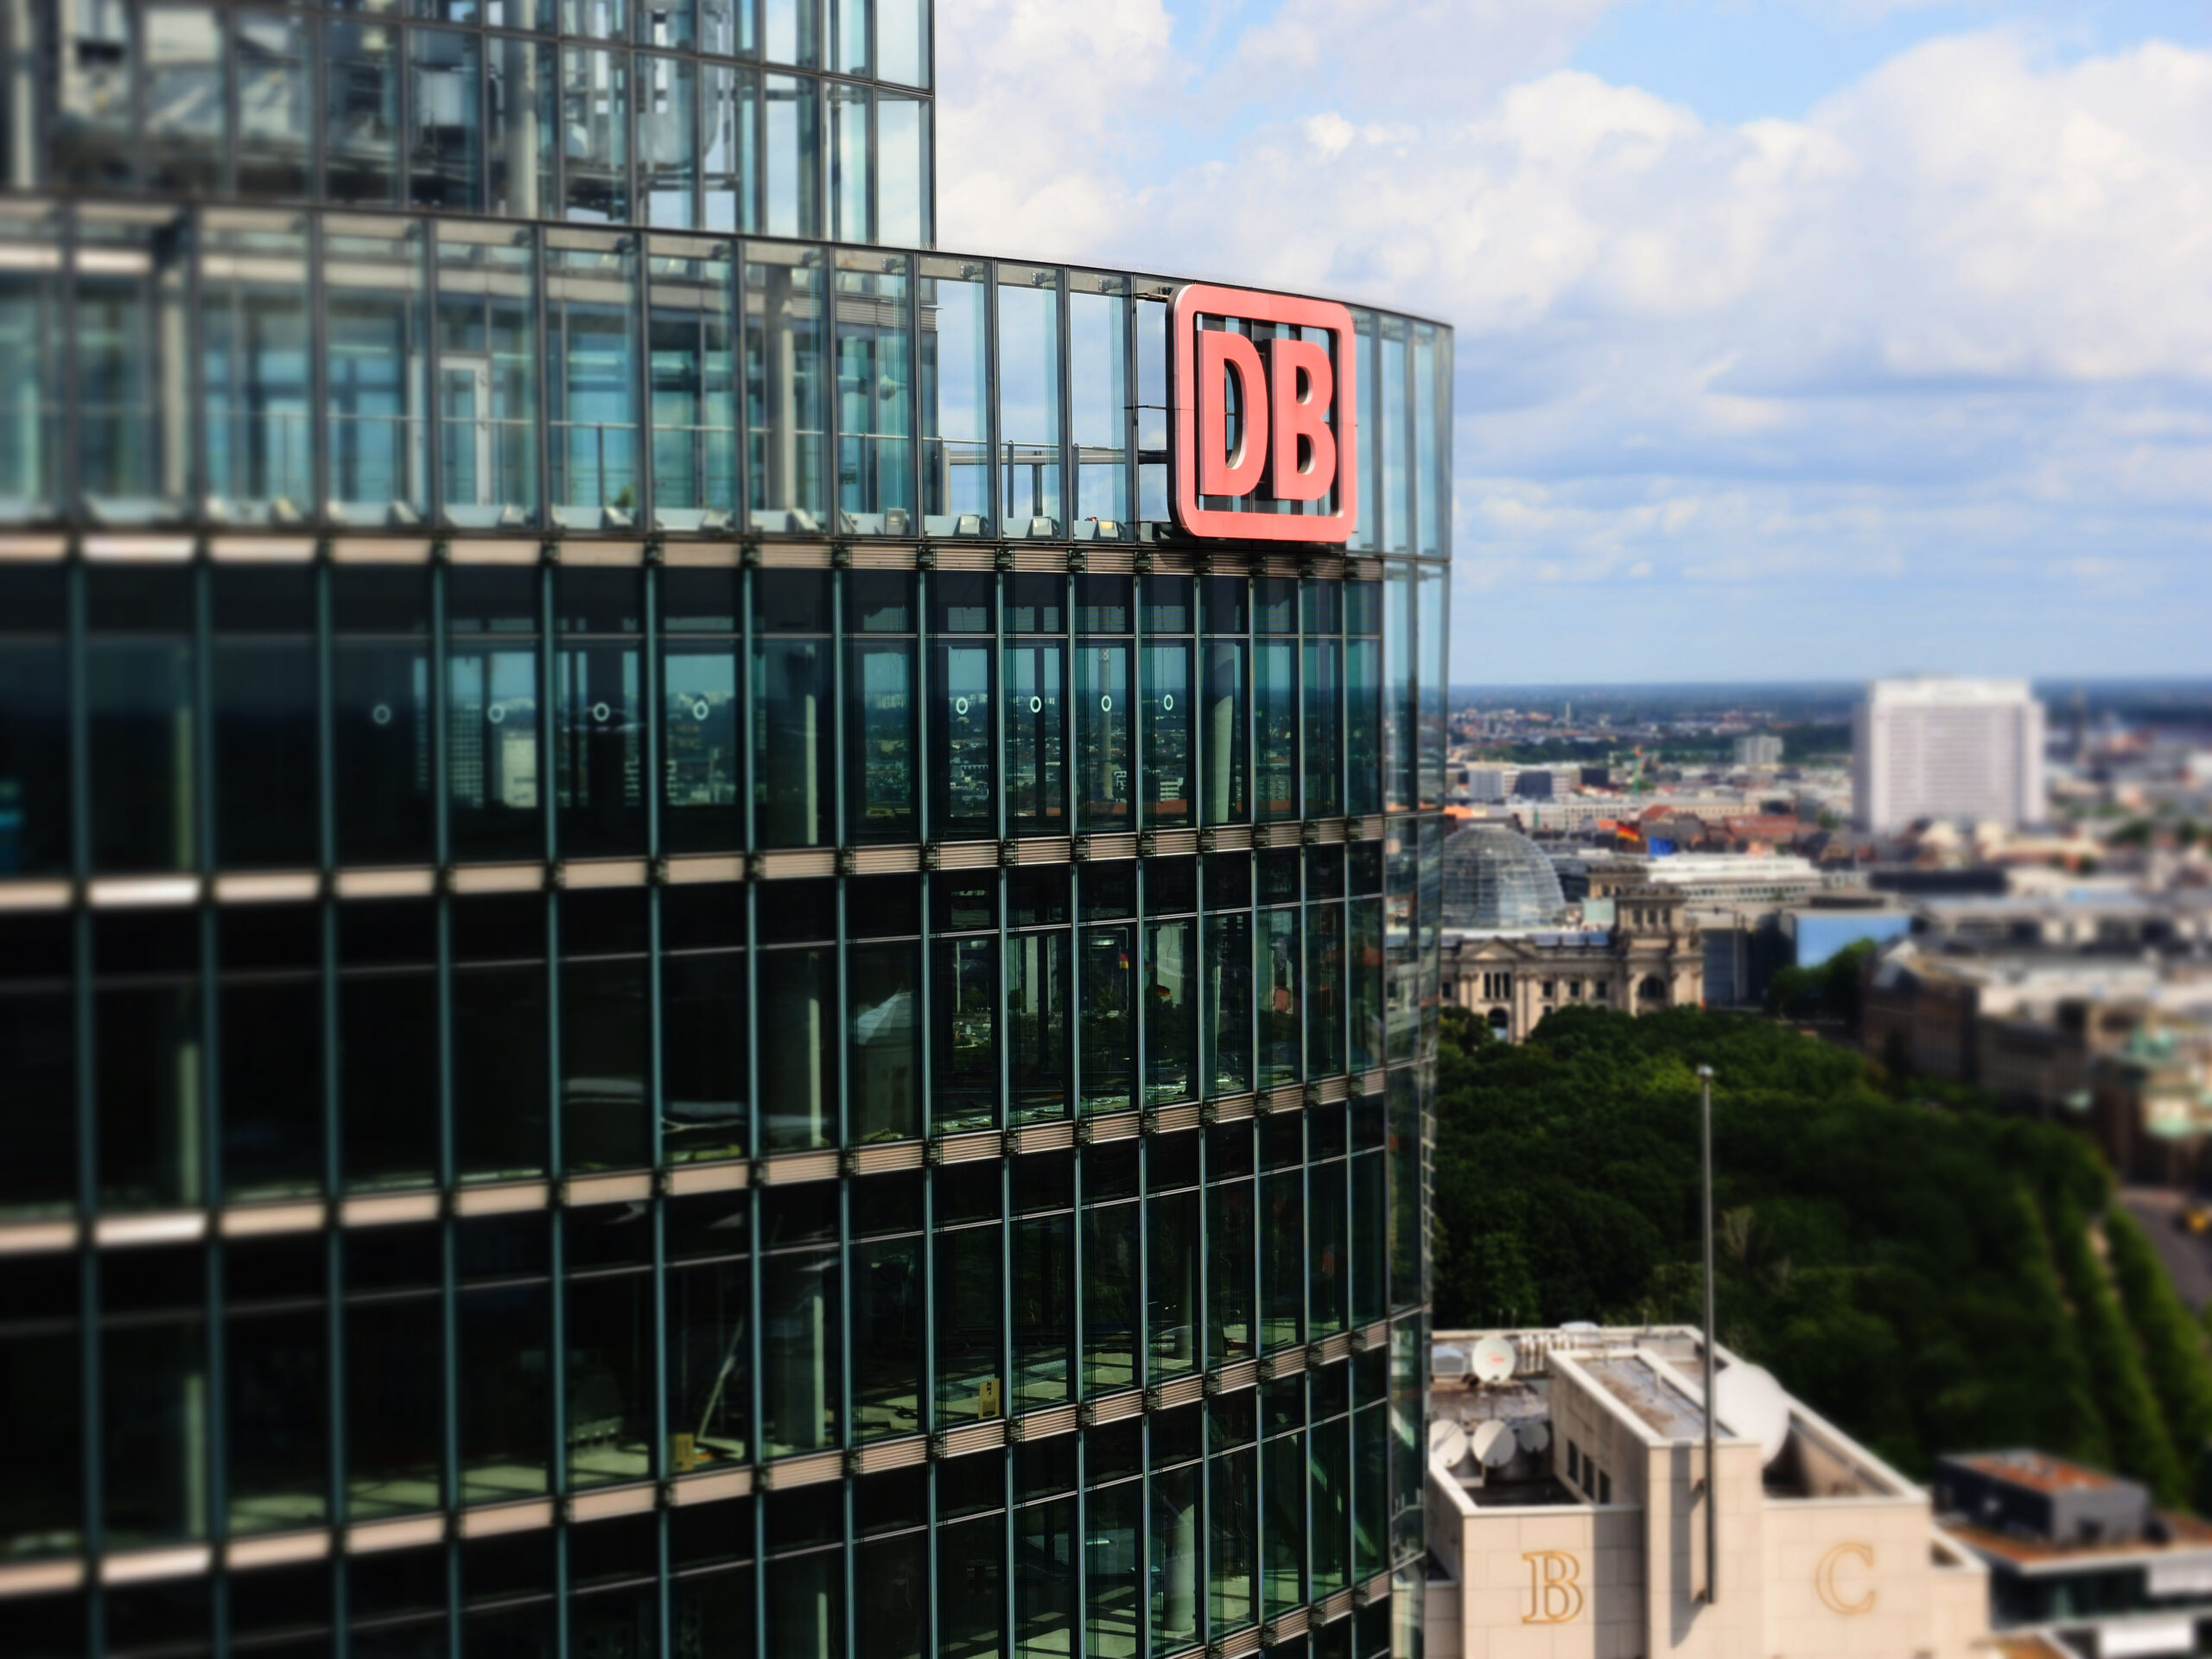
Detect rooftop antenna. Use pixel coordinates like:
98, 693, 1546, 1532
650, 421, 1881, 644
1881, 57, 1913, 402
1698, 1062, 1718, 1604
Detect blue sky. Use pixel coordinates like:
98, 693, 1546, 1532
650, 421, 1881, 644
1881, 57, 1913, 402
936, 0, 2212, 683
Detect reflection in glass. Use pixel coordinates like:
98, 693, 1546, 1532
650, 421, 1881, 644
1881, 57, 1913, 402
745, 245, 829, 529
1147, 1187, 1198, 1381
94, 912, 201, 1210
200, 215, 311, 524
327, 222, 429, 526
638, 51, 698, 226
879, 0, 928, 86
1071, 282, 1128, 528
703, 63, 759, 232
998, 272, 1061, 534
1304, 636, 1342, 817
1202, 639, 1246, 825
1087, 1479, 1141, 1658
830, 83, 868, 241
1004, 637, 1064, 832
932, 936, 995, 1134
1211, 1446, 1258, 1635
103, 1307, 208, 1546
87, 567, 195, 873
561, 46, 630, 223
920, 265, 988, 532
1262, 1429, 1304, 1614
409, 29, 482, 211
1307, 899, 1345, 1080
851, 1236, 922, 1439
1261, 1169, 1300, 1351
1141, 640, 1190, 828
1151, 1464, 1200, 1650
836, 254, 914, 532
548, 233, 641, 524
667, 1252, 750, 1469
848, 638, 916, 841
559, 893, 649, 1172
212, 566, 317, 868
327, 23, 400, 204
338, 902, 439, 1192
1076, 640, 1129, 830
1082, 1198, 1137, 1395
1008, 926, 1068, 1123
761, 1244, 841, 1456
1203, 911, 1250, 1096
555, 570, 644, 856
55, 0, 137, 188
145, 8, 225, 196
753, 638, 832, 847
1259, 906, 1300, 1090
649, 238, 739, 528
936, 1224, 1000, 1421
437, 224, 540, 528
1014, 1213, 1073, 1408
661, 918, 747, 1165
459, 1281, 551, 1503
447, 567, 542, 861
565, 1265, 653, 1485
1255, 640, 1296, 823
930, 640, 993, 837
878, 93, 930, 246
849, 941, 920, 1141
1079, 925, 1134, 1114
1144, 918, 1196, 1106
488, 35, 556, 218
758, 945, 836, 1150
1206, 1176, 1254, 1366
765, 73, 821, 238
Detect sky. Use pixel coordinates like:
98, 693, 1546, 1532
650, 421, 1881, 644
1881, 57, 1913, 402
933, 0, 2212, 684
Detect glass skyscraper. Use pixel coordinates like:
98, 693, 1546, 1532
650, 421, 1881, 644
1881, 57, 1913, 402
0, 3, 1453, 1656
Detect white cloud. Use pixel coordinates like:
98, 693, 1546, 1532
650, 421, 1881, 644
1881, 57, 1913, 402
938, 9, 2212, 677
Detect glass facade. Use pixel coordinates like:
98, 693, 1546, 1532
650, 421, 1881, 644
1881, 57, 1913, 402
0, 4, 1451, 1656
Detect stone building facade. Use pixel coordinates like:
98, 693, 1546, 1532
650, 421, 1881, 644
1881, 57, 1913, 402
1440, 889, 1704, 1043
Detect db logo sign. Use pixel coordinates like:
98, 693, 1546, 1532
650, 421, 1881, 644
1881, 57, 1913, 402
1170, 284, 1357, 544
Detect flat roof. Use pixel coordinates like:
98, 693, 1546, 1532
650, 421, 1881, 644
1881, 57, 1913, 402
1949, 1451, 2128, 1496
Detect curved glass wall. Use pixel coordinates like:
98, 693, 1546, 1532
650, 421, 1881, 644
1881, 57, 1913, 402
0, 6, 1446, 1657
1440, 823, 1570, 931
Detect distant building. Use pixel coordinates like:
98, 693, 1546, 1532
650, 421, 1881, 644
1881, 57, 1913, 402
1427, 1325, 1996, 1659
1854, 677, 2046, 833
1441, 888, 1701, 1043
1733, 732, 1784, 768
1469, 766, 1516, 803
1515, 769, 1556, 802
1936, 1450, 2212, 1659
1579, 765, 1617, 789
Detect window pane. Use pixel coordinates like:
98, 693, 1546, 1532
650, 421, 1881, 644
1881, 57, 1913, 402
0, 919, 75, 1217
879, 0, 925, 86
936, 1222, 1001, 1421
333, 566, 433, 863
327, 221, 430, 527
1070, 283, 1126, 529
75, 212, 190, 518
1255, 639, 1295, 823
702, 63, 758, 232
562, 46, 631, 224
1082, 1198, 1135, 1395
836, 253, 914, 531
1303, 635, 1341, 817
759, 945, 836, 1150
452, 894, 548, 1179
488, 35, 556, 219
848, 639, 916, 841
668, 1249, 750, 1469
764, 73, 820, 238
145, 7, 226, 195
55, 0, 136, 188
851, 1235, 922, 1440
651, 239, 739, 528
639, 52, 699, 226
662, 895, 747, 1165
1140, 639, 1189, 829
833, 0, 867, 74
327, 22, 401, 205
1201, 639, 1246, 826
830, 83, 868, 242
1078, 925, 1133, 1115
565, 1263, 653, 1485
1007, 926, 1068, 1124
87, 566, 194, 873
555, 569, 645, 855
877, 94, 929, 247
0, 210, 62, 522
459, 1280, 550, 1503
1262, 1430, 1304, 1613
1307, 899, 1344, 1080
1005, 636, 1065, 833
446, 565, 542, 861
1203, 911, 1250, 1096
849, 939, 920, 1142
1415, 322, 1440, 556
764, 0, 820, 67
1144, 917, 1195, 1106
346, 1262, 441, 1518
919, 263, 988, 533
559, 891, 649, 1172
1259, 906, 1300, 1090
998, 270, 1061, 535
201, 215, 313, 524
1380, 319, 1409, 553
1147, 1187, 1198, 1382
1087, 1479, 1140, 1658
409, 28, 482, 210
746, 245, 830, 529
212, 565, 318, 868
1419, 565, 1447, 811
548, 233, 642, 525
1382, 566, 1413, 813
761, 1244, 840, 1455
1075, 637, 1128, 830
437, 224, 541, 528
929, 633, 993, 837
753, 639, 832, 848
931, 936, 995, 1133
1014, 1212, 1072, 1408
1206, 1175, 1253, 1367
338, 899, 439, 1190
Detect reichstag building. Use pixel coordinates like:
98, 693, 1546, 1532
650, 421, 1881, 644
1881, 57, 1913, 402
0, 3, 1453, 1656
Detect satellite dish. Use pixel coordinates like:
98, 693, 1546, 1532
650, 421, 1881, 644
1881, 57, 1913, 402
1470, 1420, 1517, 1469
1428, 1418, 1470, 1468
1470, 1335, 1517, 1383
1714, 1363, 1792, 1466
1515, 1419, 1552, 1454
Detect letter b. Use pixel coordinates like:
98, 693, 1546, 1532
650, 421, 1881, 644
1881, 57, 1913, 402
1263, 336, 1336, 503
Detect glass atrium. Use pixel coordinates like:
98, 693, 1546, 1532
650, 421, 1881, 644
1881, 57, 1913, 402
0, 3, 1452, 1656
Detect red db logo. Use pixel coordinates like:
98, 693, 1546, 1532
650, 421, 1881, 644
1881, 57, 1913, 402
1171, 284, 1357, 544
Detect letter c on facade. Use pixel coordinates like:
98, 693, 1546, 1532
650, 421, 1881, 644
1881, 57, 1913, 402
1815, 1541, 1875, 1616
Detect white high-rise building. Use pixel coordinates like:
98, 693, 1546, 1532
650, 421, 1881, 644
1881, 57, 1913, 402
1853, 677, 2045, 833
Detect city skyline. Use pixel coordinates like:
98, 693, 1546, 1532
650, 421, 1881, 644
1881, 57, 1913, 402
938, 0, 2212, 683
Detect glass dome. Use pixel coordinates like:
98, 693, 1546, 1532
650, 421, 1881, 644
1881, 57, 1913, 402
1442, 822, 1571, 930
